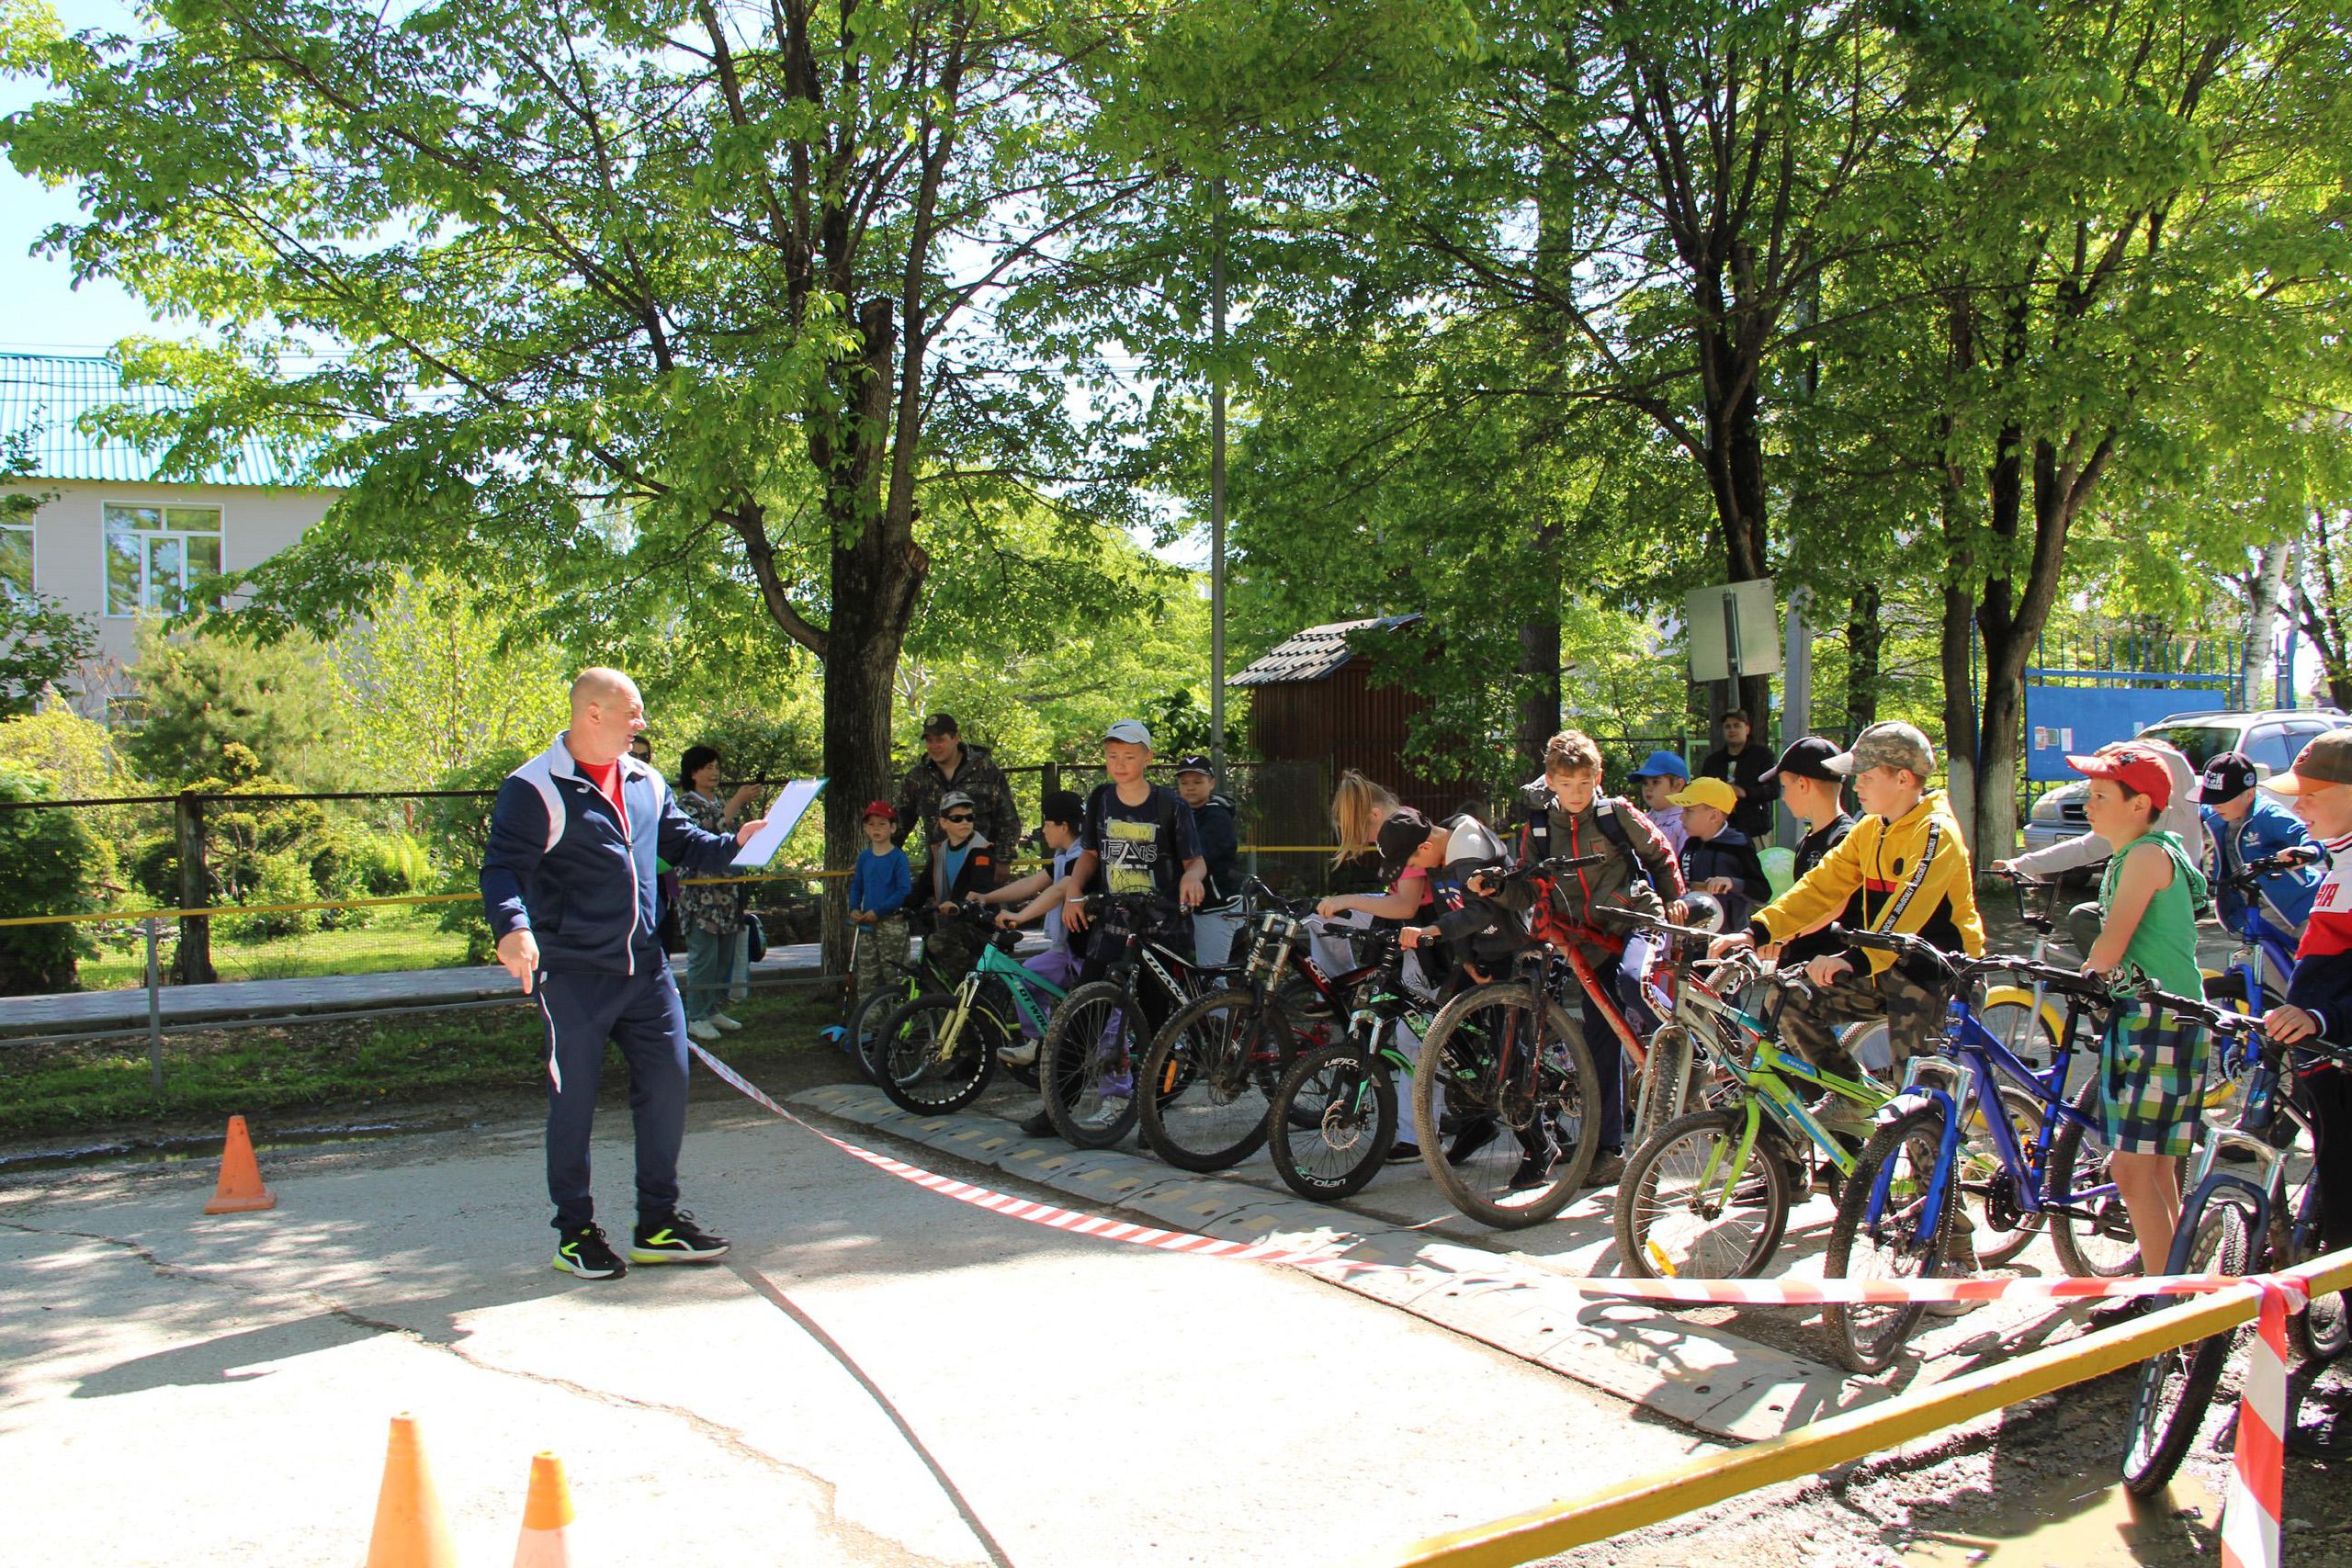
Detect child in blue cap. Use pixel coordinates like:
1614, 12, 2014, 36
1629, 750, 1691, 855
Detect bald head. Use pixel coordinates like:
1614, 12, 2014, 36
564, 667, 645, 767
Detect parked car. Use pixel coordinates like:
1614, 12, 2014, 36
2021, 708, 2345, 857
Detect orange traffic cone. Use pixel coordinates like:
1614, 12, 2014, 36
511, 1451, 575, 1566
365, 1413, 459, 1568
202, 1114, 277, 1214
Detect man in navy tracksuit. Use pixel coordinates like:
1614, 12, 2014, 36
481, 669, 767, 1280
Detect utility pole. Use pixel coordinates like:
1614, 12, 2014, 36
1209, 175, 1228, 774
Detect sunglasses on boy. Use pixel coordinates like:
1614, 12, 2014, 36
941, 811, 974, 823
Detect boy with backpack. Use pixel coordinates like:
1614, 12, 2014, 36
1059, 719, 1207, 952
1712, 721, 1984, 1126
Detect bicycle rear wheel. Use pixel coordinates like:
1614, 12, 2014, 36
1823, 1103, 1958, 1374
1269, 1043, 1396, 1200
1409, 980, 1597, 1230
2122, 1197, 2253, 1495
2048, 1076, 2168, 1279
1960, 1086, 2047, 1269
852, 982, 910, 1087
1139, 988, 1295, 1172
1615, 1108, 1792, 1280
876, 993, 1001, 1114
1040, 980, 1145, 1148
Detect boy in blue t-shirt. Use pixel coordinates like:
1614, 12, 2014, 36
846, 800, 912, 1010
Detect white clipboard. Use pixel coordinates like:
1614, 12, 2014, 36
730, 777, 828, 867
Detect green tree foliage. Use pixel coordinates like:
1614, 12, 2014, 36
122, 624, 340, 789
0, 759, 101, 992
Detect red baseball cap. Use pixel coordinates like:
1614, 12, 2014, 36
2065, 746, 2171, 811
861, 799, 896, 820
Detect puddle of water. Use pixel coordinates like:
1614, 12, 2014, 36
1902, 1472, 2219, 1566
0, 1118, 475, 1176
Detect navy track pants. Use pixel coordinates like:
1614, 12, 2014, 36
535, 966, 691, 1231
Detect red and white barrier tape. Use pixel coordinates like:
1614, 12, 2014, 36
695, 1043, 2332, 1565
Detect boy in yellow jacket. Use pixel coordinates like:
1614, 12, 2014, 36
1712, 721, 1984, 1122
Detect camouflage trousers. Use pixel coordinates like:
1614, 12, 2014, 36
1775, 962, 1948, 1084
850, 915, 910, 1008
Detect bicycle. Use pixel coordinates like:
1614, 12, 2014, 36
1822, 928, 2152, 1374
845, 919, 978, 1088
1405, 852, 1622, 1229
873, 919, 1072, 1115
1613, 929, 1889, 1280
1265, 930, 1436, 1199
1136, 882, 1353, 1172
1039, 893, 1224, 1149
2121, 992, 2349, 1495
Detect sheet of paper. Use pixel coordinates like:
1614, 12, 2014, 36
730, 777, 828, 868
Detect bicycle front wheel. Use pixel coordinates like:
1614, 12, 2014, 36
1615, 1108, 1792, 1280
876, 993, 1001, 1114
1631, 1023, 1697, 1150
1040, 980, 1145, 1148
1269, 1042, 1396, 1200
1410, 980, 1597, 1230
1139, 987, 1295, 1172
1823, 1103, 1958, 1374
2122, 1197, 2253, 1495
1959, 1086, 2047, 1269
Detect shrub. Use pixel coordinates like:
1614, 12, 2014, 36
0, 761, 103, 992
220, 850, 321, 942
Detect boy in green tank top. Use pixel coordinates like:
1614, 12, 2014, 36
2070, 746, 2211, 1272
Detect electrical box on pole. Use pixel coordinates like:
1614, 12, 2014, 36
1685, 580, 1781, 682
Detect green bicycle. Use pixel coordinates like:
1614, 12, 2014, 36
876, 924, 1069, 1115
1614, 929, 1891, 1280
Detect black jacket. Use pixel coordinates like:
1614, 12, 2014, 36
1191, 793, 1242, 905
1679, 828, 1770, 934
1700, 743, 1780, 840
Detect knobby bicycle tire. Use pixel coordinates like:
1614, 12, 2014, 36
1269, 1041, 1397, 1201
1615, 1107, 1792, 1280
2122, 1199, 2253, 1495
1824, 1102, 1959, 1375
1138, 987, 1295, 1172
875, 991, 1001, 1115
1631, 1023, 1697, 1150
1040, 979, 1147, 1148
1410, 980, 1598, 1230
852, 980, 916, 1087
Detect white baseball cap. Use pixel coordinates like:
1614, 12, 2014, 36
1101, 719, 1153, 748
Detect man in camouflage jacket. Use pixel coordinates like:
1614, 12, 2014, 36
894, 713, 1022, 853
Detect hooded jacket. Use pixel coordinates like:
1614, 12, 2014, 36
1503, 782, 1684, 963
1751, 788, 1984, 976
481, 732, 743, 976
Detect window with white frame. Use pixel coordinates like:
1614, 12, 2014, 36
0, 519, 28, 601
104, 502, 223, 616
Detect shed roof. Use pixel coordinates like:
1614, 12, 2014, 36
1229, 614, 1423, 687
0, 353, 322, 488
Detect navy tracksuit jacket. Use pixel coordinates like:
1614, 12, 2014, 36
481, 732, 744, 1230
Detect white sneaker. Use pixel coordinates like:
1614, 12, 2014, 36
687, 1019, 722, 1043
710, 1013, 745, 1032
998, 1041, 1039, 1067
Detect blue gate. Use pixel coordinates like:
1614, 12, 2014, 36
2022, 636, 2245, 781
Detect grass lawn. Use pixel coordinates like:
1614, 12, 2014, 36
74, 905, 480, 991
0, 983, 845, 1142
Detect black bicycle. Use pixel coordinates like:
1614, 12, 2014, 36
1266, 929, 1434, 1200
1038, 894, 1222, 1149
2122, 990, 2347, 1495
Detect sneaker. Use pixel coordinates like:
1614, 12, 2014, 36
1509, 1142, 1562, 1191
1446, 1118, 1499, 1166
630, 1210, 730, 1264
1385, 1142, 1425, 1165
1580, 1150, 1626, 1190
1808, 1094, 1875, 1140
2086, 1295, 2150, 1330
1080, 1098, 1132, 1133
553, 1224, 628, 1280
710, 1013, 745, 1032
999, 1040, 1040, 1068
687, 1019, 722, 1043
1019, 1109, 1057, 1138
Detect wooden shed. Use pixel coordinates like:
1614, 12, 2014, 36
1229, 615, 1486, 829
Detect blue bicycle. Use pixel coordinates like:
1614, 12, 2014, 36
1821, 928, 2145, 1373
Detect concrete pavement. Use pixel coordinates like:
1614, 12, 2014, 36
0, 1099, 1714, 1567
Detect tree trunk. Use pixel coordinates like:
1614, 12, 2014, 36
2242, 537, 2290, 708
1517, 616, 1561, 777
1845, 581, 1882, 738
1939, 580, 1979, 852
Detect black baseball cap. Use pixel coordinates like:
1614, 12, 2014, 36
1375, 807, 1438, 878
1761, 736, 1842, 784
2199, 750, 2258, 804
1041, 789, 1086, 829
921, 713, 960, 738
1174, 754, 1216, 778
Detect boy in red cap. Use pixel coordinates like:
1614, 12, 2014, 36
2070, 744, 2209, 1274
847, 799, 912, 1011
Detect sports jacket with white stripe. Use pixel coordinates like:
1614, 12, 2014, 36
480, 732, 744, 976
